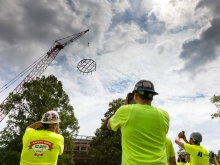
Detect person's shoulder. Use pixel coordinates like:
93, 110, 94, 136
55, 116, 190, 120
117, 104, 132, 112
152, 106, 167, 112
53, 133, 64, 139
200, 145, 209, 153
25, 128, 36, 133
184, 143, 191, 147
166, 136, 171, 142
153, 106, 169, 116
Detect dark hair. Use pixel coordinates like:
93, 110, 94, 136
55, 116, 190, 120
42, 123, 53, 129
190, 138, 200, 145
135, 91, 153, 100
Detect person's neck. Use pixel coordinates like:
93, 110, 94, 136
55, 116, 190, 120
44, 127, 55, 132
136, 100, 151, 105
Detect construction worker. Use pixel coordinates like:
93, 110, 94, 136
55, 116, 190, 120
107, 80, 170, 165
210, 152, 220, 165
213, 155, 220, 165
177, 148, 186, 165
175, 131, 209, 165
166, 136, 176, 165
20, 110, 64, 165
185, 153, 191, 165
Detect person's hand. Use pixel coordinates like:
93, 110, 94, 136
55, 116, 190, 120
213, 155, 220, 165
178, 131, 184, 138
54, 122, 60, 134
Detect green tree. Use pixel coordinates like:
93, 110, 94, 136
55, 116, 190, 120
0, 75, 79, 165
89, 98, 124, 165
210, 94, 220, 120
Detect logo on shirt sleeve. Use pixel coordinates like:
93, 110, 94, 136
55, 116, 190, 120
28, 140, 54, 156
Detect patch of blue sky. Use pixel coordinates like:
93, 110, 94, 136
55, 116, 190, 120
107, 79, 131, 94
167, 93, 206, 102
110, 9, 166, 36
169, 22, 201, 34
51, 53, 72, 72
66, 0, 79, 15
96, 50, 114, 56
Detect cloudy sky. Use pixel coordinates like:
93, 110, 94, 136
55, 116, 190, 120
0, 0, 220, 154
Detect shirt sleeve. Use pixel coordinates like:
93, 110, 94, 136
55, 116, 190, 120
170, 139, 175, 157
110, 109, 121, 131
110, 105, 131, 131
23, 128, 35, 142
184, 143, 193, 154
58, 135, 64, 155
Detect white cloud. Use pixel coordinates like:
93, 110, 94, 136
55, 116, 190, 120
111, 0, 130, 13
103, 23, 147, 52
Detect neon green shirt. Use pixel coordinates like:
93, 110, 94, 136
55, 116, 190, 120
166, 137, 175, 165
177, 163, 185, 165
185, 162, 191, 165
110, 104, 169, 165
184, 143, 209, 165
20, 128, 64, 165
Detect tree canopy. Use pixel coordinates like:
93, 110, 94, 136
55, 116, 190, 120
89, 98, 124, 165
0, 75, 79, 165
210, 94, 220, 120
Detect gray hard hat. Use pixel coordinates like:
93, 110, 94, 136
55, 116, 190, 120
190, 131, 202, 142
133, 80, 158, 95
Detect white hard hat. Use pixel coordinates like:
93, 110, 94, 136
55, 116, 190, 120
41, 110, 61, 124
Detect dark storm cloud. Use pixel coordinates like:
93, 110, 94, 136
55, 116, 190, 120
0, 0, 112, 74
179, 0, 220, 73
0, 0, 80, 46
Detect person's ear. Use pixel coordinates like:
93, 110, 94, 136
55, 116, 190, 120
134, 92, 137, 99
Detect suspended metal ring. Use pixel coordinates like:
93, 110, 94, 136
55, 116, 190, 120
77, 59, 96, 75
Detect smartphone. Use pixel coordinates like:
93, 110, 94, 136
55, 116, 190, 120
182, 131, 185, 136
212, 152, 215, 158
127, 93, 134, 104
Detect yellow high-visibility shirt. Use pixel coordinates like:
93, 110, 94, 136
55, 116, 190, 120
20, 128, 64, 165
184, 143, 209, 165
110, 104, 169, 165
166, 137, 176, 165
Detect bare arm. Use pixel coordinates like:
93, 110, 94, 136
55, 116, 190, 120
107, 116, 113, 130
175, 131, 187, 149
169, 156, 176, 165
213, 156, 220, 165
26, 121, 42, 130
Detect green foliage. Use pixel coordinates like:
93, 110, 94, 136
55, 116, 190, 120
57, 136, 75, 165
208, 151, 220, 164
0, 75, 79, 165
210, 94, 220, 120
89, 98, 124, 165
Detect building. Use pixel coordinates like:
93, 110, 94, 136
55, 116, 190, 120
64, 135, 93, 165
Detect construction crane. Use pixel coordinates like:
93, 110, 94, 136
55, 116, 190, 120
0, 29, 90, 123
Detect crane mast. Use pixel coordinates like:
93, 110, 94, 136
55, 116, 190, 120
0, 29, 89, 122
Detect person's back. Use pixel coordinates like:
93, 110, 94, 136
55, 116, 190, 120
20, 129, 63, 165
120, 104, 169, 164
184, 143, 209, 165
20, 110, 64, 165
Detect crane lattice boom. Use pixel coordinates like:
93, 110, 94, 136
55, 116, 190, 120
0, 29, 89, 122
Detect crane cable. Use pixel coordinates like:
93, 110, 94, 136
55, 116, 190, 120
0, 53, 46, 93
0, 29, 91, 93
